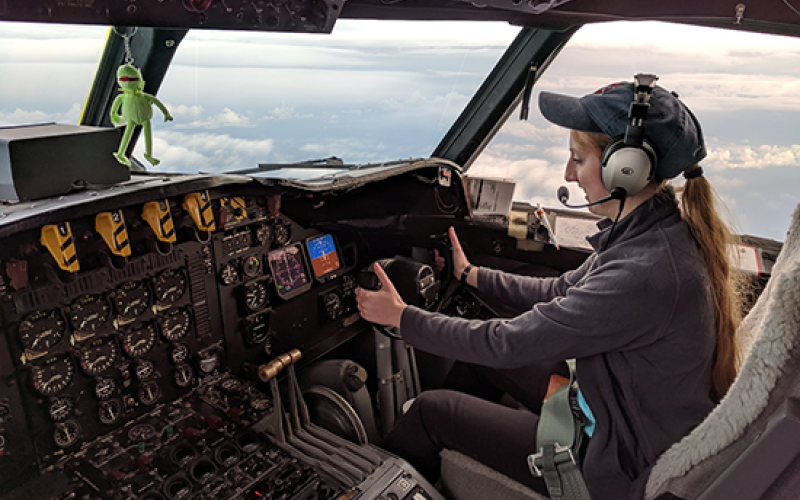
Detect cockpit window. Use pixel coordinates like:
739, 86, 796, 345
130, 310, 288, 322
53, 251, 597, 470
140, 20, 520, 172
470, 21, 800, 241
0, 23, 106, 127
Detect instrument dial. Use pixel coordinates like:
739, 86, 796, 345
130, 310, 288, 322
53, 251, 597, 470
69, 295, 111, 333
138, 381, 161, 406
48, 396, 73, 422
79, 336, 118, 376
95, 377, 116, 400
255, 223, 272, 246
173, 364, 194, 388
220, 378, 243, 394
161, 307, 191, 342
98, 399, 122, 425
244, 281, 269, 312
31, 354, 75, 396
53, 420, 81, 448
19, 310, 66, 352
273, 220, 291, 247
153, 269, 187, 305
250, 397, 271, 412
134, 359, 156, 381
242, 255, 262, 279
128, 423, 157, 443
244, 312, 271, 346
122, 323, 157, 358
114, 281, 151, 320
170, 343, 191, 364
198, 351, 219, 374
219, 262, 238, 286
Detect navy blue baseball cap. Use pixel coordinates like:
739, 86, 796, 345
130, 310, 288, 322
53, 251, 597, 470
538, 81, 707, 180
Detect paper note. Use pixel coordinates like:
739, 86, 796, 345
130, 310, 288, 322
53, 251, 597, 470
554, 216, 598, 251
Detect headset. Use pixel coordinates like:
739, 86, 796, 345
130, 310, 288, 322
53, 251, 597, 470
599, 73, 659, 198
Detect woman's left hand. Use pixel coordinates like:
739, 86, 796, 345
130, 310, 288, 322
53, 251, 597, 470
355, 264, 407, 329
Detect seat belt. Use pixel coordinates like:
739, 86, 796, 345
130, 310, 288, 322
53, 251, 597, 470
528, 359, 592, 499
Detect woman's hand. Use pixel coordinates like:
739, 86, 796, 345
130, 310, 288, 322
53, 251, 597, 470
448, 226, 471, 280
355, 264, 407, 329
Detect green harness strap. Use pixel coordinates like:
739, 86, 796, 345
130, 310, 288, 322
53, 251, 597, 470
527, 359, 592, 499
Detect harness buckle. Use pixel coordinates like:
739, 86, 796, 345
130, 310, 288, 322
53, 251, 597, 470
527, 443, 576, 477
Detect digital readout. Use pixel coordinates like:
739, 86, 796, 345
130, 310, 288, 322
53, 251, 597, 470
306, 234, 341, 279
267, 244, 310, 296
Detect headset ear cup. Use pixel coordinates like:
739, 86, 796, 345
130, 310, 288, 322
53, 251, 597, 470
601, 138, 656, 196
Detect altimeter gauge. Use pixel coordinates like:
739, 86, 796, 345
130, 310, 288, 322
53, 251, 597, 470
31, 354, 75, 396
19, 310, 66, 352
79, 336, 118, 376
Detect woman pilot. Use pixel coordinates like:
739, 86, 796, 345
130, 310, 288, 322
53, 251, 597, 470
355, 75, 742, 499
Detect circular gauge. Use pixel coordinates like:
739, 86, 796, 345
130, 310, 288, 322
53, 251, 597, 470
153, 269, 187, 305
243, 281, 269, 312
138, 381, 161, 406
242, 255, 262, 279
48, 396, 73, 422
219, 378, 243, 394
98, 399, 122, 425
170, 343, 190, 365
244, 313, 271, 346
18, 310, 66, 352
69, 295, 111, 333
255, 224, 272, 246
95, 377, 116, 400
134, 359, 156, 381
161, 308, 191, 342
323, 292, 342, 319
53, 420, 81, 448
198, 352, 219, 374
250, 397, 271, 412
122, 323, 157, 358
219, 262, 238, 286
273, 221, 291, 247
79, 336, 118, 376
114, 281, 151, 320
31, 354, 75, 396
173, 364, 194, 388
128, 423, 157, 442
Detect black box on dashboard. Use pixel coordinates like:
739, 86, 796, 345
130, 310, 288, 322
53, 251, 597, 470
0, 123, 130, 202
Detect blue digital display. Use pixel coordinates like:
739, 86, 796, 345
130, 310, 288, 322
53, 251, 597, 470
306, 233, 340, 279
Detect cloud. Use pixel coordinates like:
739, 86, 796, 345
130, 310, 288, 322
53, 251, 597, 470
705, 143, 800, 169
265, 105, 313, 120
0, 103, 83, 126
133, 130, 273, 173
173, 107, 255, 129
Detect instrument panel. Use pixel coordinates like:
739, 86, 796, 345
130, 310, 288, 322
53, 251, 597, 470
0, 184, 365, 490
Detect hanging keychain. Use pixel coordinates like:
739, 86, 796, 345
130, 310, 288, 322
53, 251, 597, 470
109, 27, 173, 167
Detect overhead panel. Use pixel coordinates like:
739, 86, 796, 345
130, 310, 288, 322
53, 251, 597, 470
0, 0, 344, 33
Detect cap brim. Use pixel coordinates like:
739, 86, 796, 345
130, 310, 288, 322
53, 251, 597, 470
538, 91, 603, 133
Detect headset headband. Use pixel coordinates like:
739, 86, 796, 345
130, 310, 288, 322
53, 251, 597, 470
623, 73, 658, 147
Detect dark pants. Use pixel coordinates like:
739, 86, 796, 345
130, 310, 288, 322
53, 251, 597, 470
380, 361, 568, 494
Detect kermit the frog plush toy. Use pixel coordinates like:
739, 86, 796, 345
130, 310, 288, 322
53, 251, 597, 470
109, 63, 173, 167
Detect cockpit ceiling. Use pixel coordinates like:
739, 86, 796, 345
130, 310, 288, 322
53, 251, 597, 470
2, 0, 800, 37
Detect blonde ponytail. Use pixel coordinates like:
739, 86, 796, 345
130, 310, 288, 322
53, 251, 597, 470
680, 168, 743, 401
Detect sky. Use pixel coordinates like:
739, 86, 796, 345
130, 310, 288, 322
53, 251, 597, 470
0, 19, 798, 241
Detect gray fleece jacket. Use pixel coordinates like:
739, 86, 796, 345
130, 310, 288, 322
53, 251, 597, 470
400, 190, 717, 499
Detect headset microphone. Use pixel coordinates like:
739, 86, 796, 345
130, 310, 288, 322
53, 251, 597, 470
557, 186, 626, 209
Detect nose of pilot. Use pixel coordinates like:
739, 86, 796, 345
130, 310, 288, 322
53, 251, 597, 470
564, 160, 577, 183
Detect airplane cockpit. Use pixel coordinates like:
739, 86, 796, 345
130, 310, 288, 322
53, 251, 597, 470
0, 2, 798, 500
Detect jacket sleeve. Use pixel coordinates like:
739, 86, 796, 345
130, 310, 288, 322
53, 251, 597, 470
401, 257, 675, 368
476, 256, 595, 315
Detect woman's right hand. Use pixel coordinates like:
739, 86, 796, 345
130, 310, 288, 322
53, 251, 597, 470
448, 226, 471, 280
